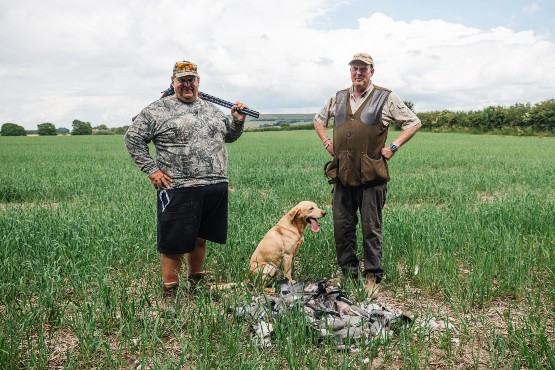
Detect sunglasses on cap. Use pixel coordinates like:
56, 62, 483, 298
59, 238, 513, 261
174, 61, 197, 74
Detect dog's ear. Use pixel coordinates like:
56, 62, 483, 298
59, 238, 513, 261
287, 205, 303, 221
287, 206, 298, 218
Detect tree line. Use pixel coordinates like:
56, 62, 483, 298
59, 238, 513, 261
1, 99, 554, 136
415, 99, 554, 135
0, 120, 129, 136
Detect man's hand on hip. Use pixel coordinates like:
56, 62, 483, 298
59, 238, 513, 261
149, 169, 173, 190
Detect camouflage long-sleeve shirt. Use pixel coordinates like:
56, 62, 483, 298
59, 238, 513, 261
124, 96, 244, 188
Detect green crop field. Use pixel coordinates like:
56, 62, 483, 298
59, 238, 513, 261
1, 131, 554, 369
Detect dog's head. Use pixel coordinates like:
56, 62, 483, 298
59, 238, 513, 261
291, 201, 326, 232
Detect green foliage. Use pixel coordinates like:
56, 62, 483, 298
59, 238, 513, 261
504, 103, 529, 128
417, 100, 555, 134
278, 121, 290, 128
92, 127, 116, 135
481, 106, 505, 130
110, 126, 128, 135
1, 123, 27, 136
403, 100, 415, 112
37, 122, 57, 136
57, 127, 70, 134
92, 125, 130, 135
525, 99, 555, 132
71, 120, 93, 135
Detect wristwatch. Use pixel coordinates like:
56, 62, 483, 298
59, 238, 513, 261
390, 143, 398, 152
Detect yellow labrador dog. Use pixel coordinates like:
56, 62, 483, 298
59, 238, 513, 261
249, 201, 326, 284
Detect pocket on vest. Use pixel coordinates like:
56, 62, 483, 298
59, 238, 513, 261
326, 156, 339, 180
337, 151, 360, 187
361, 154, 390, 184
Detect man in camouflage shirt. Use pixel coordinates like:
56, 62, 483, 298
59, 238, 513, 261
125, 60, 248, 298
313, 52, 421, 297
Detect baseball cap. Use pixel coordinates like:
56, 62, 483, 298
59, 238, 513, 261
173, 61, 198, 77
348, 53, 374, 66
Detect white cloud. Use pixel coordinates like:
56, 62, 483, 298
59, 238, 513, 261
1, 1, 554, 129
523, 2, 539, 16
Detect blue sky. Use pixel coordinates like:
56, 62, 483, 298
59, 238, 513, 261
1, 0, 554, 130
321, 0, 554, 38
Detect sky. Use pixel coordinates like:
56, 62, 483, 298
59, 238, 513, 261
1, 0, 554, 130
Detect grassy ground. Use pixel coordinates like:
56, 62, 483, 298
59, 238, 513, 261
0, 131, 553, 369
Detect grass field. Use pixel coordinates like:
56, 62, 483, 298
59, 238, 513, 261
1, 131, 554, 369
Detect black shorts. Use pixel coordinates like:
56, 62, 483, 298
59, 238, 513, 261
156, 183, 228, 254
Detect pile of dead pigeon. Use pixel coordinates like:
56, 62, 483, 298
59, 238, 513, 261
231, 279, 412, 349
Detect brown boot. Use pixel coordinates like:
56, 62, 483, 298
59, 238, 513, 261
161, 282, 179, 313
365, 273, 380, 297
163, 282, 179, 298
187, 271, 214, 289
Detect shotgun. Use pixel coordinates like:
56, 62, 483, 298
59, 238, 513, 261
161, 85, 260, 118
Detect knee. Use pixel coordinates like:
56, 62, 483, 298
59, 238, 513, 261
195, 238, 207, 250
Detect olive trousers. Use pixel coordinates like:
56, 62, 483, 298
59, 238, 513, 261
332, 181, 387, 282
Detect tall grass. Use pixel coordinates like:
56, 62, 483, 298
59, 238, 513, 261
1, 132, 553, 369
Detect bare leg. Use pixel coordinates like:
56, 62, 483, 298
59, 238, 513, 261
186, 238, 206, 276
160, 253, 184, 286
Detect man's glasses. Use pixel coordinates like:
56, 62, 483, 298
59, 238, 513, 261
350, 66, 371, 73
175, 76, 198, 85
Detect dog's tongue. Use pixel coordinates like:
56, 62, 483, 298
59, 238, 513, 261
310, 219, 320, 233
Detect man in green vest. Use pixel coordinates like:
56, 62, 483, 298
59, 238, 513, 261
313, 52, 421, 296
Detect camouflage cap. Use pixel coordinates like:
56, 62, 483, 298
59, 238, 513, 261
348, 52, 374, 67
173, 61, 198, 77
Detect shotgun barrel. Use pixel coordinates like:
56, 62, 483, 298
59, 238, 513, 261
160, 85, 259, 118
199, 92, 259, 118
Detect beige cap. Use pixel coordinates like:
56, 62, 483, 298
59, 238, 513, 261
348, 52, 374, 66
